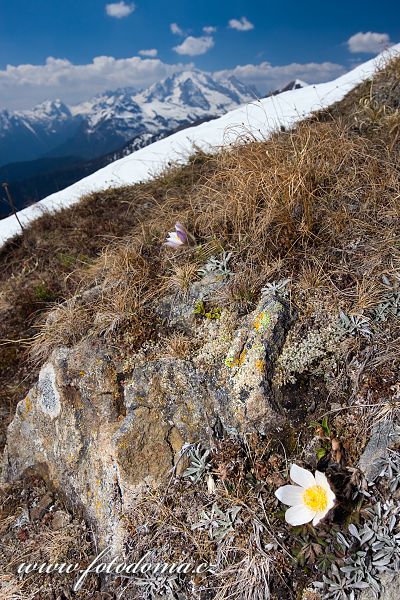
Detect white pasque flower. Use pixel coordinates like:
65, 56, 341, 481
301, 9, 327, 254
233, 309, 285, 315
275, 464, 335, 526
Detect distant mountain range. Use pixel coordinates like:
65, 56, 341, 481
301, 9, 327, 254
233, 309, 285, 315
0, 70, 306, 218
0, 70, 258, 166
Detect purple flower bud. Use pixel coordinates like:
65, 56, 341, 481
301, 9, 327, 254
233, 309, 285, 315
163, 222, 190, 248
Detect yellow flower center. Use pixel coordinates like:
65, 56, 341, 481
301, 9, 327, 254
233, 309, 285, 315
303, 485, 328, 512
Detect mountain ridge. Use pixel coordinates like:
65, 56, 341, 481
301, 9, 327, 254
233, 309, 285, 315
0, 69, 258, 167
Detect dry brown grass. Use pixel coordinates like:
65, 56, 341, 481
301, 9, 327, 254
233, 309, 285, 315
0, 154, 214, 444
30, 59, 400, 367
0, 477, 98, 600
160, 332, 194, 359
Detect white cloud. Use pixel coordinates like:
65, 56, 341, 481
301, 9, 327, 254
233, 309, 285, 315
138, 48, 158, 57
105, 2, 135, 18
170, 22, 184, 36
215, 61, 345, 95
173, 36, 214, 56
203, 25, 217, 34
228, 17, 254, 32
347, 31, 391, 54
0, 55, 193, 110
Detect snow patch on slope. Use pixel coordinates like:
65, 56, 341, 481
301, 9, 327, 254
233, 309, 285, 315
0, 47, 398, 248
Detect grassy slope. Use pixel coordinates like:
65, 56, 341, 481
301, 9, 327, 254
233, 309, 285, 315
0, 58, 399, 599
0, 153, 213, 447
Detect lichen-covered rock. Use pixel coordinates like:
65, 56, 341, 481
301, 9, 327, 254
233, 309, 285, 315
359, 572, 400, 600
2, 288, 291, 551
222, 298, 289, 431
358, 421, 400, 482
156, 273, 225, 331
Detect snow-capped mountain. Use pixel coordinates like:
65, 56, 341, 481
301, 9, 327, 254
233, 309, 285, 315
269, 79, 308, 96
0, 100, 78, 166
0, 70, 257, 167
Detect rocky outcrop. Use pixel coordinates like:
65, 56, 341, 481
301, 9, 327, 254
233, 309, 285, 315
358, 421, 400, 482
2, 282, 291, 551
360, 573, 400, 600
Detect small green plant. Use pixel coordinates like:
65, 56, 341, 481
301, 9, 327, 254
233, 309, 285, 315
376, 449, 400, 493
373, 274, 400, 322
56, 252, 76, 268
338, 311, 372, 339
33, 283, 54, 302
193, 300, 222, 320
309, 416, 332, 459
133, 571, 181, 599
292, 529, 334, 571
261, 278, 291, 299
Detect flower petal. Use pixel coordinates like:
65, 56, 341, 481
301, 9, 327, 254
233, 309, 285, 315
290, 464, 315, 489
175, 223, 188, 243
285, 504, 315, 526
275, 485, 303, 506
313, 508, 330, 526
164, 231, 184, 247
315, 471, 336, 505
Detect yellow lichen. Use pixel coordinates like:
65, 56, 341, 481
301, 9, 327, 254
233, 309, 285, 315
237, 348, 247, 367
24, 396, 32, 413
226, 347, 247, 369
254, 311, 272, 332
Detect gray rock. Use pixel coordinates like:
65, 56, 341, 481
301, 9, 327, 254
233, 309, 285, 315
156, 273, 225, 330
358, 421, 400, 482
2, 289, 291, 552
359, 572, 400, 600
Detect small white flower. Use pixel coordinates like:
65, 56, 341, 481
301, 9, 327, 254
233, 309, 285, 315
207, 473, 216, 494
275, 464, 335, 526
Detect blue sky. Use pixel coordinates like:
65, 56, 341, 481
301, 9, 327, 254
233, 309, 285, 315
0, 0, 399, 109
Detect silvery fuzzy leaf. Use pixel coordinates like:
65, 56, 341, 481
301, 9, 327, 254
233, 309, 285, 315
382, 275, 392, 287
198, 252, 233, 277
350, 582, 370, 589
367, 574, 381, 593
389, 515, 397, 531
331, 564, 340, 576
337, 532, 350, 549
348, 524, 361, 540
340, 566, 357, 573
261, 278, 291, 298
373, 556, 392, 567
360, 529, 375, 545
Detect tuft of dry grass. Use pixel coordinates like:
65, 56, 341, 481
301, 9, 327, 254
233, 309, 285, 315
160, 332, 194, 359
167, 263, 200, 294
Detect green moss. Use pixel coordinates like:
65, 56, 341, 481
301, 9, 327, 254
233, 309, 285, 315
193, 300, 222, 320
56, 252, 91, 268
33, 283, 55, 302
